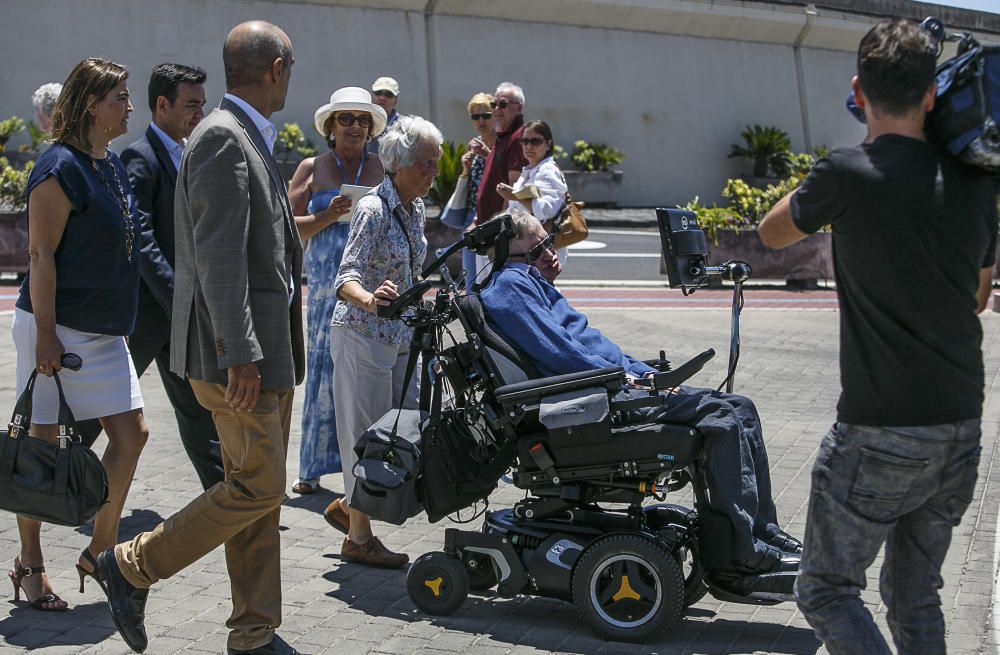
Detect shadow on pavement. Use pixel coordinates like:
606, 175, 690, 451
284, 488, 341, 514
320, 563, 821, 654
74, 508, 164, 542
0, 600, 114, 647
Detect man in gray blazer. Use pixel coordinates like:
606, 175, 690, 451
97, 21, 305, 655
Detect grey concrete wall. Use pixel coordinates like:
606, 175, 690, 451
0, 0, 950, 207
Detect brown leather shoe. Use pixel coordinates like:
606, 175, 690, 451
323, 498, 350, 535
341, 537, 409, 569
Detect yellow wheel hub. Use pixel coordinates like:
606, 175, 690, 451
612, 575, 642, 602
424, 576, 444, 597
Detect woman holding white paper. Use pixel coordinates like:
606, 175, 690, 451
498, 120, 570, 267
287, 86, 386, 495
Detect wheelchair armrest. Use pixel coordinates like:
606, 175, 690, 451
650, 348, 715, 389
494, 366, 624, 406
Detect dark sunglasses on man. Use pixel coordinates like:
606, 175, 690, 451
336, 112, 372, 128
470, 112, 492, 121
520, 137, 546, 146
510, 233, 556, 264
490, 99, 519, 110
372, 90, 396, 98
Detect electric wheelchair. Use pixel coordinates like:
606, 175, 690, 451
373, 210, 784, 642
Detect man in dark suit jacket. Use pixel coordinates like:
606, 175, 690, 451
80, 63, 225, 490
97, 22, 304, 655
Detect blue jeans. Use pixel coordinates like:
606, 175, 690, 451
796, 420, 981, 655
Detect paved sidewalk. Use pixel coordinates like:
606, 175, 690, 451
0, 303, 996, 654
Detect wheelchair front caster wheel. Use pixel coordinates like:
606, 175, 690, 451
571, 533, 684, 642
407, 552, 470, 615
463, 552, 498, 591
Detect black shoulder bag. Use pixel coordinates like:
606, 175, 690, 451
0, 370, 109, 526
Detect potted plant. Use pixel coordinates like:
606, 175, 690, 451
0, 157, 33, 275
273, 122, 318, 182
424, 140, 468, 278
562, 139, 625, 207
728, 124, 792, 187
669, 151, 834, 287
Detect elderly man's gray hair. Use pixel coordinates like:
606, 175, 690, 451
495, 82, 525, 106
379, 115, 444, 173
31, 83, 63, 117
485, 207, 539, 261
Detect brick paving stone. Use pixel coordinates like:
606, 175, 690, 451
0, 306, 997, 654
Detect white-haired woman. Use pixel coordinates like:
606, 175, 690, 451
327, 116, 442, 568
31, 82, 63, 132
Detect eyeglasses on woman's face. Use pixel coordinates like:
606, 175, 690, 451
335, 112, 372, 128
520, 137, 546, 146
470, 112, 492, 121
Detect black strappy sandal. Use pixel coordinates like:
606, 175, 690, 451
8, 558, 68, 611
76, 547, 107, 594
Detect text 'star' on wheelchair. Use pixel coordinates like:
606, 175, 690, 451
370, 210, 774, 642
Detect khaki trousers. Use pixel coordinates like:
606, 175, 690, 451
115, 381, 293, 651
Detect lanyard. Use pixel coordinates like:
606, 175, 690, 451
333, 151, 365, 186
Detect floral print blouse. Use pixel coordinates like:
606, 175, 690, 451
331, 176, 428, 344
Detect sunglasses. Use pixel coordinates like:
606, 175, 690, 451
470, 112, 492, 121
520, 137, 546, 146
372, 90, 396, 98
490, 99, 518, 109
510, 233, 556, 264
335, 112, 372, 128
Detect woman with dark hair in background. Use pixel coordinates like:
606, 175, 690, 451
9, 58, 147, 610
498, 120, 570, 268
287, 87, 387, 495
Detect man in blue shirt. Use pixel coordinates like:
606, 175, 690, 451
480, 210, 801, 600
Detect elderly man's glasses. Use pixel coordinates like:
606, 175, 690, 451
336, 113, 372, 128
520, 137, 545, 146
510, 233, 556, 264
470, 112, 492, 121
372, 90, 396, 98
490, 99, 518, 109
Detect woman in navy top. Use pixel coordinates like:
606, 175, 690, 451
8, 58, 146, 612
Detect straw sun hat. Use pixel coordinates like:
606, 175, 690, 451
313, 86, 388, 139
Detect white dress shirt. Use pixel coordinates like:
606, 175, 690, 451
149, 121, 184, 172
508, 156, 568, 222
223, 93, 277, 153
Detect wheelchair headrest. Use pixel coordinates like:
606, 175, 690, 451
456, 295, 541, 381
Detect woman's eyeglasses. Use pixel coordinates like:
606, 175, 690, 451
520, 137, 546, 146
335, 113, 372, 128
470, 112, 492, 121
490, 99, 518, 109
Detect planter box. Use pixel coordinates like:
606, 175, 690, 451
660, 229, 834, 283
0, 209, 29, 274
563, 170, 623, 207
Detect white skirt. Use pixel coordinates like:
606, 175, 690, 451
12, 308, 143, 424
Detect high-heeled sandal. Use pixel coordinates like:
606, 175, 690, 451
8, 558, 68, 611
76, 547, 106, 594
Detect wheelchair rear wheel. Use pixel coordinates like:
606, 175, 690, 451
407, 552, 470, 616
571, 533, 684, 642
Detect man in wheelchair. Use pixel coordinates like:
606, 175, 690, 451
477, 209, 801, 599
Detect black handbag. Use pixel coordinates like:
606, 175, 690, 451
0, 370, 109, 526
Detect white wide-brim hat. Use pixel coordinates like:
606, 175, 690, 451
313, 86, 388, 139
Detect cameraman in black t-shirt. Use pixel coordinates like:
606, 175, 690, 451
759, 18, 997, 655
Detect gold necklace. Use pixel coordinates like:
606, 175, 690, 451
90, 149, 135, 263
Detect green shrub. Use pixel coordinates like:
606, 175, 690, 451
0, 117, 25, 152
27, 122, 49, 152
728, 124, 792, 178
0, 157, 33, 210
428, 140, 467, 207
570, 140, 625, 172
275, 122, 317, 160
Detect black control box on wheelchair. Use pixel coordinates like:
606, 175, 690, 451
376, 210, 765, 642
